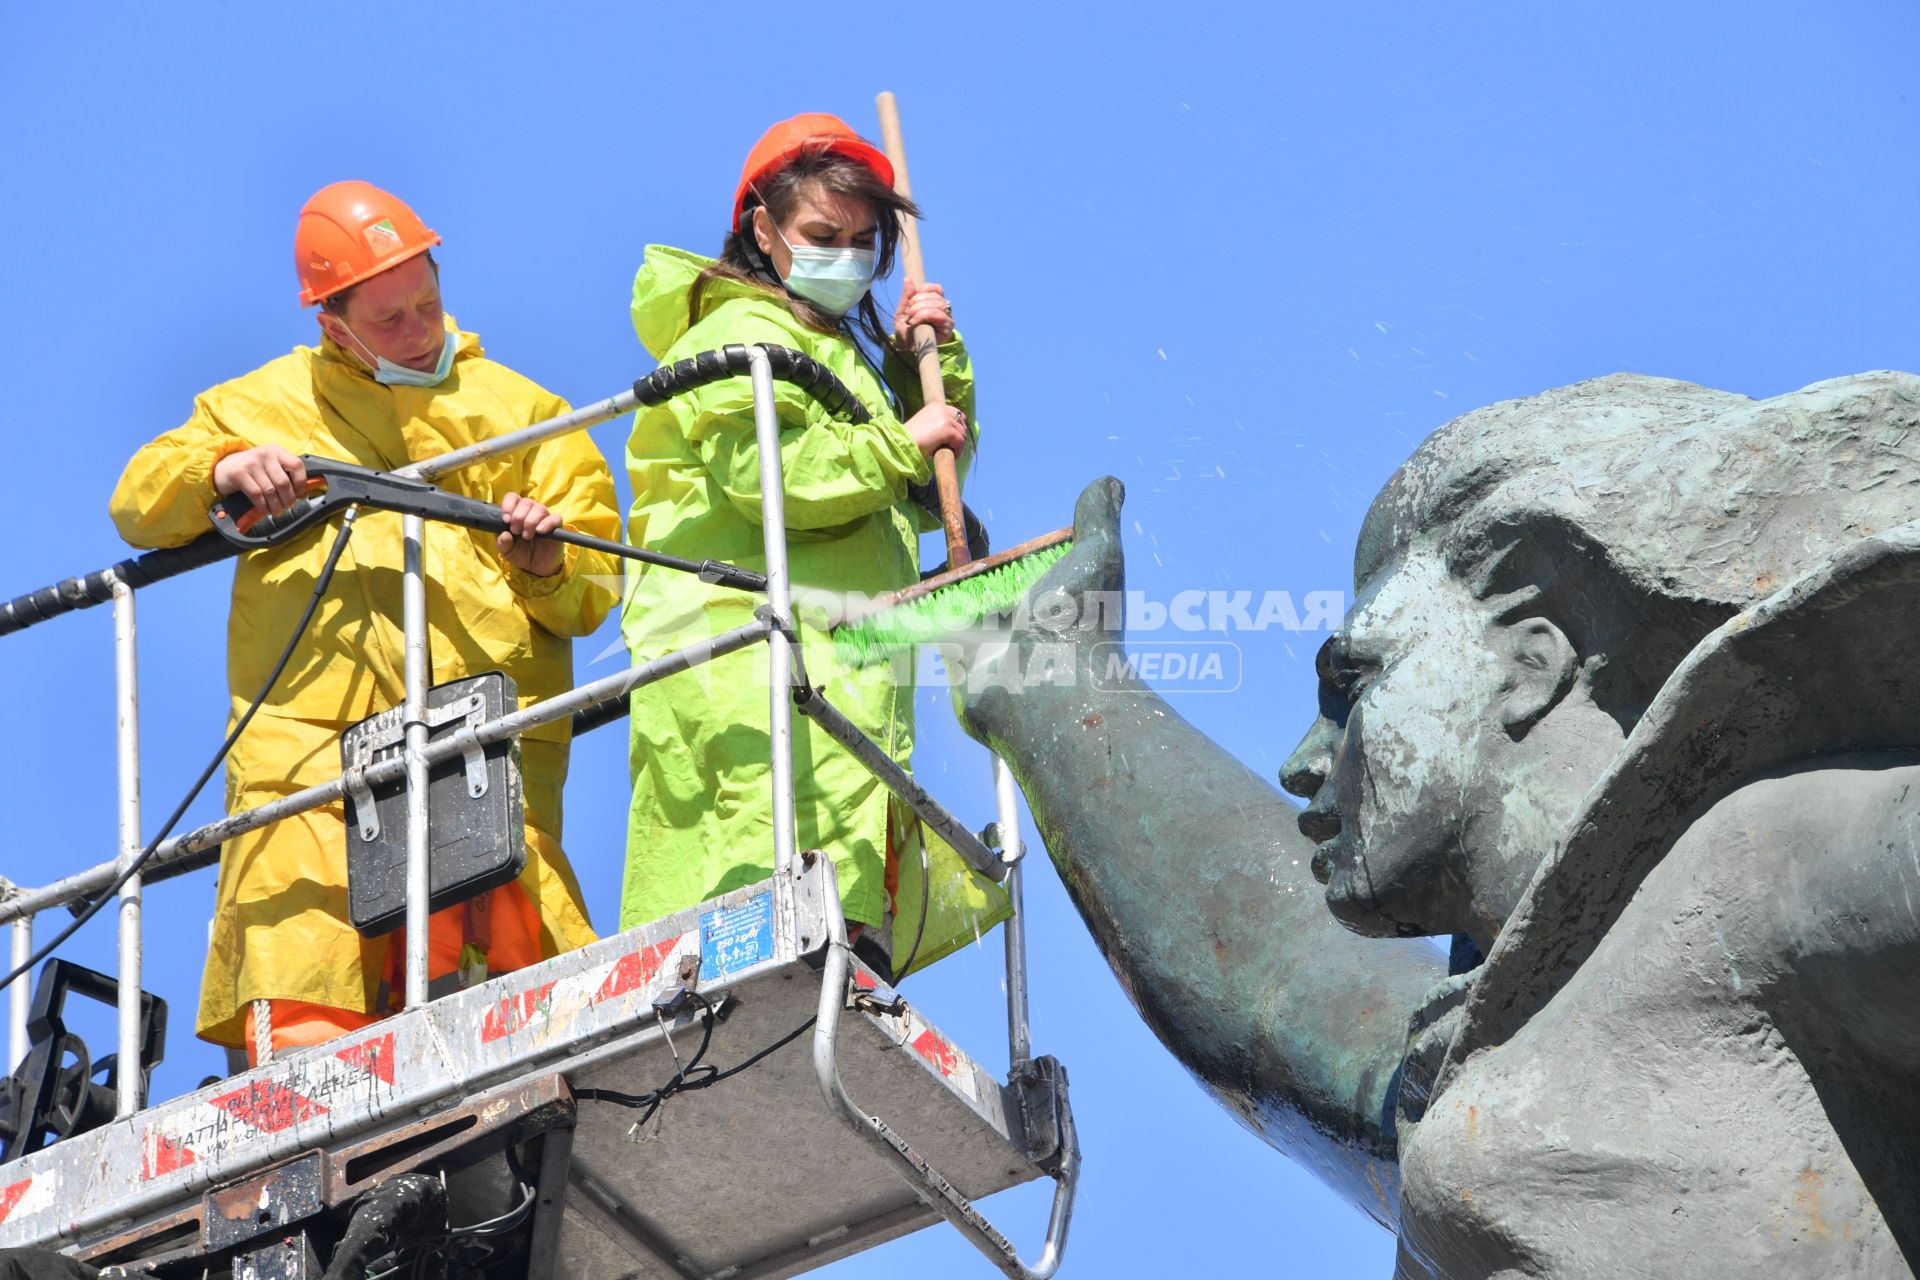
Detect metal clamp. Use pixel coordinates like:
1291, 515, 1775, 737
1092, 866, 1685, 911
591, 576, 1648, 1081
449, 727, 488, 799
1011, 1055, 1074, 1174
850, 978, 907, 1019
343, 762, 379, 842
344, 691, 491, 842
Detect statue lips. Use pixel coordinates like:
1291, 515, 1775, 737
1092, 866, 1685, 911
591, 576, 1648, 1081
1309, 839, 1338, 885
1296, 800, 1342, 884
1300, 802, 1385, 926
1301, 797, 1402, 934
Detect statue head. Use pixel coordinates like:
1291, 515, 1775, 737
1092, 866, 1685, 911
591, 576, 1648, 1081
1281, 371, 1920, 952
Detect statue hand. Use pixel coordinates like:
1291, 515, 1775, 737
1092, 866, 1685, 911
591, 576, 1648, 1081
947, 476, 1128, 744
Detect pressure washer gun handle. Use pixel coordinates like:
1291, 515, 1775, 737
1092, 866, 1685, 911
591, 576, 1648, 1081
210, 454, 774, 592
207, 456, 378, 549
209, 456, 497, 550
209, 484, 329, 549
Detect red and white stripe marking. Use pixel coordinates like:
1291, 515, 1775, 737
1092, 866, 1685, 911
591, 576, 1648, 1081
477, 932, 689, 1044
134, 931, 703, 1181
138, 1030, 396, 1180
0, 1174, 54, 1228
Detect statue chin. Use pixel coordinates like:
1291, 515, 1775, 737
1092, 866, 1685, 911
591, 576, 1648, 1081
1318, 848, 1382, 931
1322, 857, 1432, 940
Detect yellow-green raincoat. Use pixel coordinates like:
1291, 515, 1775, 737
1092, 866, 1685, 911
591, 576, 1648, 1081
621, 246, 1008, 970
110, 325, 616, 1045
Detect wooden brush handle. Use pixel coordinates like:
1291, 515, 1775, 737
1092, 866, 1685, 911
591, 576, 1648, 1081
876, 91, 970, 568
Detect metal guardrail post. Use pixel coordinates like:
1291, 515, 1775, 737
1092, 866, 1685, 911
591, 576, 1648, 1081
402, 514, 432, 1007
747, 347, 799, 867
765, 333, 1076, 1277
111, 580, 144, 1115
7, 915, 27, 1072
993, 756, 1032, 1069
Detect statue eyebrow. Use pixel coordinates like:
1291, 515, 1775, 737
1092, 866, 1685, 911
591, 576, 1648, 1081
1485, 584, 1545, 625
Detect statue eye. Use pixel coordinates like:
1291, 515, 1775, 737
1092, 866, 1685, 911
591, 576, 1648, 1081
1333, 667, 1372, 700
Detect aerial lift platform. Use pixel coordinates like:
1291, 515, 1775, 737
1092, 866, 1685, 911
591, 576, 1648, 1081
0, 346, 1078, 1279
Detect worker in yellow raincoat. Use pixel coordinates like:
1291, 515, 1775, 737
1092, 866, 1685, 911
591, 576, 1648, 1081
622, 115, 1008, 979
110, 182, 617, 1060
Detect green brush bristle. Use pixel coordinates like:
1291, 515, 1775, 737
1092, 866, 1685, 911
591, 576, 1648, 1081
834, 540, 1073, 668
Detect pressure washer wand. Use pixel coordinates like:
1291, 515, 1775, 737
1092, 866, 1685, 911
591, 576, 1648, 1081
210, 457, 768, 594
2, 345, 873, 637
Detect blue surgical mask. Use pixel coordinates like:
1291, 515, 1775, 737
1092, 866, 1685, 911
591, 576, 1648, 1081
338, 320, 459, 387
773, 225, 876, 318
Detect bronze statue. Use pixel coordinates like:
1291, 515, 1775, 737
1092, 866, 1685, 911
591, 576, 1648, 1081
954, 372, 1920, 1277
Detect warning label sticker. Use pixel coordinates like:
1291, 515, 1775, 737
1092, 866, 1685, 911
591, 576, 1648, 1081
363, 217, 402, 252
700, 893, 774, 981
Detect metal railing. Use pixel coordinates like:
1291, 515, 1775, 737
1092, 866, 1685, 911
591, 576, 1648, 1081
0, 346, 1069, 1276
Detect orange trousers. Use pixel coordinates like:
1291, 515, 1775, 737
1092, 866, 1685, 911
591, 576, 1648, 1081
243, 881, 542, 1066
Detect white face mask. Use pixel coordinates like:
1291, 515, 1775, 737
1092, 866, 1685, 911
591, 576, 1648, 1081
768, 219, 876, 318
336, 318, 458, 387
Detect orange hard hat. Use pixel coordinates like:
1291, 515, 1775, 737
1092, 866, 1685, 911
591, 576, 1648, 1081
732, 113, 895, 231
294, 181, 441, 307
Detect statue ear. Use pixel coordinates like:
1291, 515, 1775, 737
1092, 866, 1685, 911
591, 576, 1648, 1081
1456, 514, 1733, 731
1500, 617, 1579, 737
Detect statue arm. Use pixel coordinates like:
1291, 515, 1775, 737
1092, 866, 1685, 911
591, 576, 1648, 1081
956, 478, 1447, 1228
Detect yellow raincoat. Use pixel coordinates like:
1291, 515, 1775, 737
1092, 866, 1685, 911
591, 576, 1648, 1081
110, 325, 617, 1046
621, 246, 1009, 972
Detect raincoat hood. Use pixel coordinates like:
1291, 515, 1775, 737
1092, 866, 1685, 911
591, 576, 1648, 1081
630, 245, 781, 359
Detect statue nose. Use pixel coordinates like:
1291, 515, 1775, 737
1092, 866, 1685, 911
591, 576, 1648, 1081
1281, 714, 1339, 800
1282, 758, 1326, 800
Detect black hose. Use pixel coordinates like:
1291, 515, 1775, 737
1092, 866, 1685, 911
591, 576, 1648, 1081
320, 1172, 448, 1280
634, 344, 873, 423
0, 533, 236, 637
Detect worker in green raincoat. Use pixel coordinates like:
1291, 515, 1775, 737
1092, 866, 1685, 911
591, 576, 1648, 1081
621, 113, 1008, 978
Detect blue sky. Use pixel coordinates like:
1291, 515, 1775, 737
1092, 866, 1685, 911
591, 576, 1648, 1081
4, 3, 1918, 1276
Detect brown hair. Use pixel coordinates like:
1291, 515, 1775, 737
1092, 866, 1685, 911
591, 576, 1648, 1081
690, 145, 920, 356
